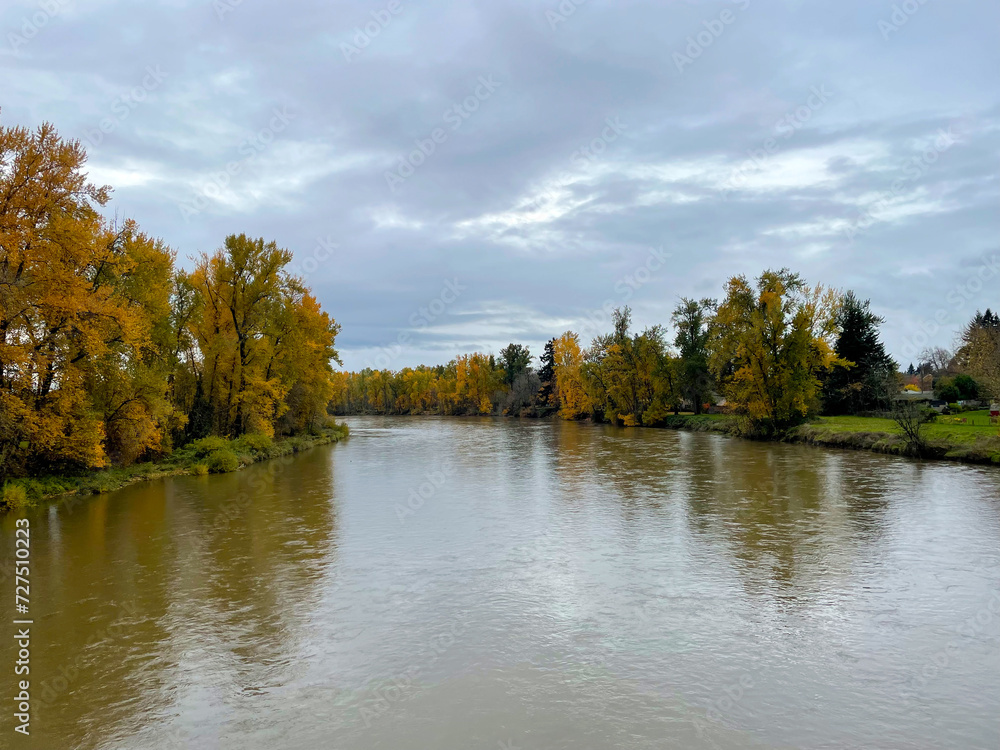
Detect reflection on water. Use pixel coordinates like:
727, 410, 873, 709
2, 417, 999, 749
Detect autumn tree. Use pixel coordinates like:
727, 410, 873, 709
273, 290, 341, 434
583, 308, 677, 426
0, 116, 345, 480
190, 234, 312, 436
0, 120, 171, 476
454, 353, 501, 414
84, 222, 184, 463
553, 331, 591, 420
709, 269, 842, 436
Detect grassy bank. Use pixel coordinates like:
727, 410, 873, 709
0, 422, 350, 513
654, 412, 1000, 465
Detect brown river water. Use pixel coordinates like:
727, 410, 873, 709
2, 416, 999, 749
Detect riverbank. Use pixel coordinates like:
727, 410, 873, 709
0, 423, 350, 512
655, 413, 1000, 465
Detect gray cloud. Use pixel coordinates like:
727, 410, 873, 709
2, 0, 997, 369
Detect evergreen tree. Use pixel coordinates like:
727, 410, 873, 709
672, 297, 716, 414
823, 292, 897, 415
536, 338, 556, 409
956, 309, 1000, 401
498, 343, 531, 387
970, 309, 1000, 330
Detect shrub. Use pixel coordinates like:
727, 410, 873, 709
191, 436, 229, 457
1, 484, 30, 512
78, 473, 120, 495
954, 374, 980, 400
206, 449, 240, 474
237, 432, 273, 453
935, 377, 961, 403
190, 463, 209, 476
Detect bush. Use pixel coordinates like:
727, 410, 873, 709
954, 374, 980, 400
77, 473, 121, 495
1, 484, 30, 512
236, 432, 273, 453
190, 463, 209, 476
191, 436, 229, 457
206, 449, 240, 474
934, 377, 961, 403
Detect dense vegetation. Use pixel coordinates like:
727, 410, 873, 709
3, 117, 998, 508
332, 273, 999, 446
0, 120, 344, 498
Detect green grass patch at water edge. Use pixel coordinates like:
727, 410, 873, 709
791, 415, 1000, 463
656, 412, 1000, 464
656, 414, 738, 433
808, 415, 998, 445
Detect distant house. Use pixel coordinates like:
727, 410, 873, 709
958, 399, 989, 410
894, 391, 947, 412
894, 390, 934, 402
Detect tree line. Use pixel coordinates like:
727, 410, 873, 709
332, 269, 999, 437
0, 120, 341, 480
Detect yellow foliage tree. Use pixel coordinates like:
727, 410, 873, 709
455, 353, 501, 414
709, 269, 843, 435
581, 308, 677, 425
0, 118, 344, 478
188, 234, 340, 437
0, 121, 180, 474
554, 331, 591, 419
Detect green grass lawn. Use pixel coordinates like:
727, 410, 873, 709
815, 411, 999, 445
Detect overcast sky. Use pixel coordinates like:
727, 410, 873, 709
2, 0, 998, 370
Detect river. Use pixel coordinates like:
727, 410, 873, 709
2, 416, 999, 749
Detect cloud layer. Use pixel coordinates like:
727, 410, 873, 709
2, 0, 998, 369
